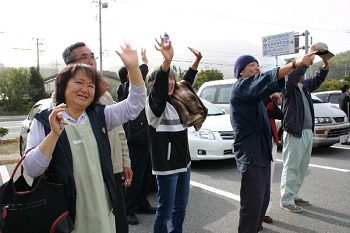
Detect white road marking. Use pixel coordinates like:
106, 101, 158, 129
332, 145, 350, 150
190, 180, 240, 201
191, 157, 349, 202
276, 159, 349, 172
0, 165, 10, 183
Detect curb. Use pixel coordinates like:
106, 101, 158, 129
0, 154, 21, 165
0, 115, 27, 122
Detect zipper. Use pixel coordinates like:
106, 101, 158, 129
167, 142, 171, 160
2, 199, 46, 219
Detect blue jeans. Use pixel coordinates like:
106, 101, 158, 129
154, 168, 191, 233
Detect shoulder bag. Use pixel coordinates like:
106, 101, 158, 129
0, 154, 74, 233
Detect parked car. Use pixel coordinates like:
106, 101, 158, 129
197, 79, 237, 113
275, 93, 350, 147
19, 97, 235, 161
19, 98, 54, 156
314, 90, 341, 108
188, 98, 235, 161
197, 80, 350, 147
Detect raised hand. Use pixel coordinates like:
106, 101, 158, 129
49, 103, 67, 136
141, 48, 148, 65
188, 47, 203, 60
115, 42, 139, 70
154, 35, 174, 63
296, 51, 317, 68
116, 42, 143, 86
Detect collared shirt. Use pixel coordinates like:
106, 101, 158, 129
23, 83, 146, 177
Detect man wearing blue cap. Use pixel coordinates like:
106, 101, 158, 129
230, 52, 315, 232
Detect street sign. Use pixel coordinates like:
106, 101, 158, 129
262, 32, 295, 57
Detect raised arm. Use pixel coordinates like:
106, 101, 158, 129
277, 52, 316, 80
155, 35, 174, 73
188, 47, 203, 71
115, 42, 144, 87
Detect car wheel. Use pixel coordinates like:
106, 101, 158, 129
19, 137, 25, 157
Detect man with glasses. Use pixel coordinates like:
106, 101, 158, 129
62, 42, 131, 233
230, 52, 315, 232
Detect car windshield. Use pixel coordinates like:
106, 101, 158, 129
201, 98, 226, 116
311, 93, 324, 104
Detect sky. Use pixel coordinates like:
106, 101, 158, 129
0, 0, 349, 77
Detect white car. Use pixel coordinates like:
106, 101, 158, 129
276, 93, 350, 147
196, 78, 237, 113
19, 98, 54, 156
188, 98, 235, 161
197, 80, 350, 147
313, 90, 341, 108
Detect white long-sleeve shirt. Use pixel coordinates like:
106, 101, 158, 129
23, 84, 146, 177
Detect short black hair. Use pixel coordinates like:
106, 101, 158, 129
341, 84, 349, 93
118, 66, 128, 84
62, 42, 86, 65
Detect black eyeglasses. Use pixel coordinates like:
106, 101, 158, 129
69, 56, 99, 64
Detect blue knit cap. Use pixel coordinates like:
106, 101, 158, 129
234, 55, 258, 78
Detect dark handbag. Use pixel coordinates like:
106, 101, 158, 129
0, 154, 74, 233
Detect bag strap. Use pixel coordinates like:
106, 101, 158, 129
10, 148, 34, 180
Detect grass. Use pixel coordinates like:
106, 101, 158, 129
0, 138, 20, 165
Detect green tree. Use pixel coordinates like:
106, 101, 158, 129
0, 67, 32, 112
193, 69, 224, 89
315, 79, 347, 92
29, 67, 46, 102
311, 50, 350, 80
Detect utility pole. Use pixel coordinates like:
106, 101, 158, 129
36, 38, 40, 73
98, 1, 108, 74
99, 0, 103, 73
294, 30, 311, 78
33, 38, 42, 74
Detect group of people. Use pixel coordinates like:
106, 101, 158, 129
22, 33, 337, 233
22, 35, 203, 233
230, 42, 332, 232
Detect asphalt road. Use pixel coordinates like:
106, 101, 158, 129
0, 115, 26, 140
125, 145, 350, 233
1, 118, 350, 232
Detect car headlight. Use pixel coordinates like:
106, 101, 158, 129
314, 117, 333, 124
188, 128, 215, 140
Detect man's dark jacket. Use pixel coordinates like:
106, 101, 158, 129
282, 66, 328, 138
338, 92, 350, 117
230, 69, 284, 173
118, 64, 148, 144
